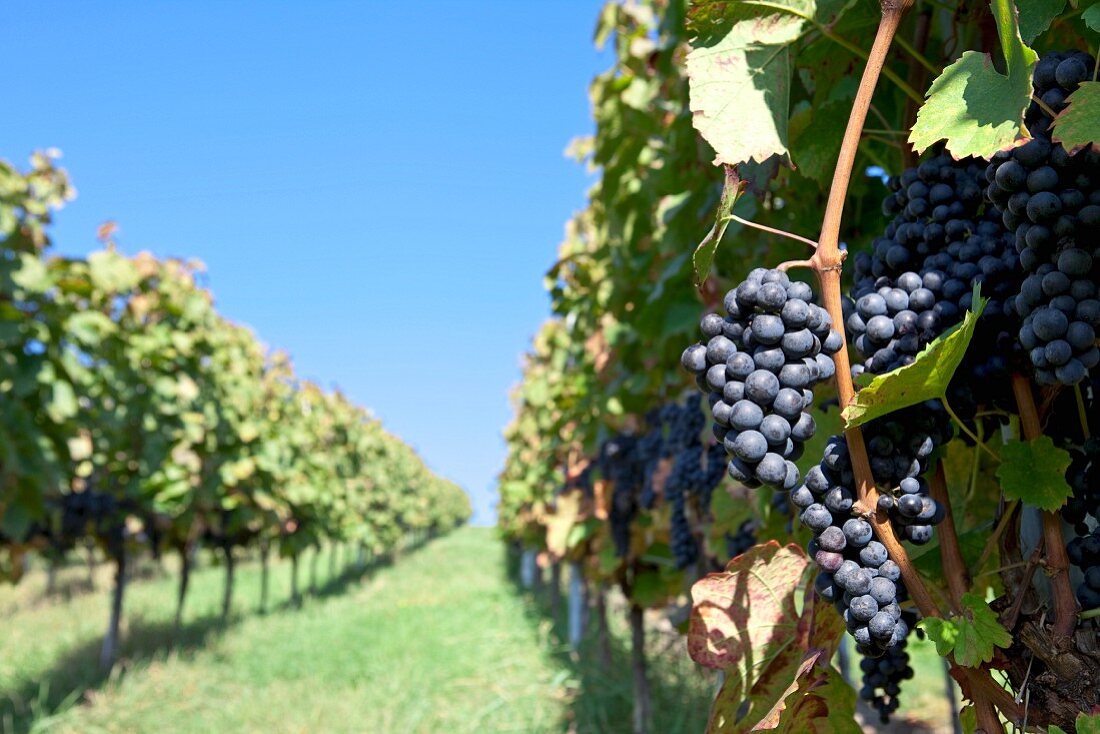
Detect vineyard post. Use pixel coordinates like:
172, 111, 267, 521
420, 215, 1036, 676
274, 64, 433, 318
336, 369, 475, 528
568, 561, 585, 651
290, 553, 301, 607
100, 540, 127, 672
45, 556, 59, 596
549, 562, 563, 627
520, 548, 536, 589
595, 586, 612, 670
85, 542, 97, 590
175, 544, 190, 632
221, 541, 235, 620
629, 603, 650, 734
259, 539, 270, 613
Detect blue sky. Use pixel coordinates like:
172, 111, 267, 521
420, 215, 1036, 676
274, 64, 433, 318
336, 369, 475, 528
0, 2, 609, 525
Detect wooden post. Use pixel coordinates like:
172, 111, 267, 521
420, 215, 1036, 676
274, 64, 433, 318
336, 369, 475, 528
100, 544, 126, 672
175, 545, 191, 631
630, 604, 650, 734
568, 561, 585, 651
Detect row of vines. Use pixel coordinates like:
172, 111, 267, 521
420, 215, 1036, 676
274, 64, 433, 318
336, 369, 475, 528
499, 0, 1100, 732
0, 152, 470, 670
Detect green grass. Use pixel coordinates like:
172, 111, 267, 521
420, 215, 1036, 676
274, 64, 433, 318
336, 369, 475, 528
0, 528, 714, 733
0, 527, 959, 733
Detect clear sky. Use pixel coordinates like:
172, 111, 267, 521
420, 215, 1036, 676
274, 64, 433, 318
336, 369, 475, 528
0, 2, 608, 526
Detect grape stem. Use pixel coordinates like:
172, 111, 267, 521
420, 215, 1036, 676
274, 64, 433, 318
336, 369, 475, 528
976, 499, 1020, 571
728, 214, 818, 250
1030, 94, 1058, 119
776, 258, 815, 273
810, 2, 1019, 728
1074, 384, 1092, 439
930, 461, 968, 614
1010, 373, 1078, 639
942, 396, 998, 460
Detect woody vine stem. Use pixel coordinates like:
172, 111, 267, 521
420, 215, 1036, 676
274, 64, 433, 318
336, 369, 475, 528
786, 1, 1021, 730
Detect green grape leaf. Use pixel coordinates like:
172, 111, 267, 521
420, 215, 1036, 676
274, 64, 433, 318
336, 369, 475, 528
995, 435, 1074, 511
65, 311, 116, 346
693, 165, 745, 286
910, 0, 1037, 158
88, 249, 140, 293
959, 706, 978, 734
1084, 3, 1100, 33
1052, 82, 1100, 154
1053, 714, 1100, 734
842, 288, 986, 427
11, 253, 51, 293
1016, 0, 1066, 43
789, 98, 848, 187
46, 381, 78, 423
917, 592, 1011, 667
1074, 713, 1100, 734
686, 0, 853, 168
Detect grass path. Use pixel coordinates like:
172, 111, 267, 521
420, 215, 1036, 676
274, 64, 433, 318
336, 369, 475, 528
0, 528, 580, 733
0, 527, 953, 733
0, 528, 717, 734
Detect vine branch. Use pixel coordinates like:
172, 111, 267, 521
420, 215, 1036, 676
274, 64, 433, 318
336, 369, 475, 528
808, 4, 1020, 728
1010, 373, 1078, 639
809, 0, 940, 622
930, 461, 967, 614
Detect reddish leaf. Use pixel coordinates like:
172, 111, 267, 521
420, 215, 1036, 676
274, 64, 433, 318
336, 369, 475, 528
705, 644, 819, 733
688, 541, 809, 676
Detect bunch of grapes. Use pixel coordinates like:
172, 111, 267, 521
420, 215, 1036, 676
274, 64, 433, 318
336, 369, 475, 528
637, 408, 668, 510
1064, 435, 1100, 611
665, 444, 705, 568
599, 435, 644, 557
792, 436, 911, 656
665, 439, 728, 568
1025, 51, 1096, 136
858, 610, 918, 724
681, 268, 842, 491
984, 51, 1100, 386
56, 490, 123, 548
724, 518, 758, 560
849, 148, 1027, 424
852, 152, 987, 293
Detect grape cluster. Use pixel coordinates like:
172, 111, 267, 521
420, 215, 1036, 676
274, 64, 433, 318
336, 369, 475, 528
1025, 51, 1096, 136
638, 408, 668, 510
1068, 529, 1100, 611
682, 268, 842, 491
850, 150, 1026, 419
848, 271, 950, 376
853, 153, 987, 292
858, 611, 917, 724
665, 441, 728, 568
792, 436, 911, 655
862, 402, 951, 492
1064, 437, 1100, 610
599, 435, 643, 557
984, 51, 1100, 386
724, 518, 758, 560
